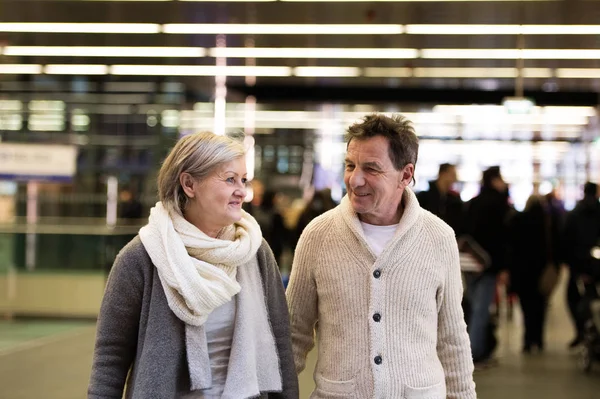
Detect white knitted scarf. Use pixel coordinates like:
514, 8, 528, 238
139, 202, 263, 326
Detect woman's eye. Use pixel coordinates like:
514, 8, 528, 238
241, 178, 248, 185
226, 177, 235, 183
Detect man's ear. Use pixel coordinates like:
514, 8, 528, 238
399, 164, 415, 188
180, 172, 197, 199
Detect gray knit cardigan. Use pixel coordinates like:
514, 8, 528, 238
88, 236, 299, 399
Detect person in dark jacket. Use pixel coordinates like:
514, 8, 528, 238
563, 181, 600, 348
291, 188, 336, 252
252, 190, 289, 267
463, 166, 511, 365
88, 131, 298, 399
508, 195, 553, 353
417, 163, 464, 235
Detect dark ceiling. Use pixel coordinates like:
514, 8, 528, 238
2, 0, 600, 105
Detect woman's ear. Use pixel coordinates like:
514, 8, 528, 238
180, 173, 197, 199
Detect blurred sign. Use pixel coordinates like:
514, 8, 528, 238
0, 143, 77, 182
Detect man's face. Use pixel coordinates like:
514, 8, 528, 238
491, 176, 507, 193
441, 166, 458, 187
343, 136, 414, 225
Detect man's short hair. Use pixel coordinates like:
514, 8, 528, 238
345, 113, 419, 172
482, 166, 502, 188
438, 163, 455, 176
584, 181, 598, 198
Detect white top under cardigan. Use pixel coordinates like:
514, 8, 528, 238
286, 187, 476, 399
181, 299, 237, 399
360, 222, 398, 257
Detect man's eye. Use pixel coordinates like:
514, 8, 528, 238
345, 164, 355, 170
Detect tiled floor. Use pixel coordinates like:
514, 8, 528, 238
1, 271, 600, 398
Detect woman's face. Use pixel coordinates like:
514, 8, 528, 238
181, 157, 248, 237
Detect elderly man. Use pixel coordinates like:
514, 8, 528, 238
287, 114, 476, 399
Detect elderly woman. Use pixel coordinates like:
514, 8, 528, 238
88, 132, 298, 399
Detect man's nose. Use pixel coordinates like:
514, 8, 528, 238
349, 168, 365, 188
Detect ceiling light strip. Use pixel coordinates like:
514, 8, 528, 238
0, 23, 160, 34
5, 64, 600, 79
163, 24, 403, 34
0, 64, 43, 74
406, 24, 600, 35
294, 67, 361, 77
209, 47, 418, 59
556, 69, 600, 79
110, 65, 292, 76
2, 22, 599, 36
44, 64, 109, 75
2, 46, 205, 58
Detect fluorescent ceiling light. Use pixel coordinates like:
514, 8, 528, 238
406, 25, 522, 35
414, 68, 518, 78
209, 47, 418, 59
421, 49, 521, 59
2, 46, 205, 58
294, 67, 361, 77
364, 67, 552, 79
421, 48, 600, 60
111, 65, 292, 76
521, 68, 553, 78
45, 65, 108, 75
364, 67, 413, 77
0, 23, 160, 34
556, 69, 600, 79
163, 24, 403, 35
406, 24, 600, 35
523, 49, 600, 59
0, 64, 42, 74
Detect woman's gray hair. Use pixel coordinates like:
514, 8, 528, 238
158, 131, 246, 215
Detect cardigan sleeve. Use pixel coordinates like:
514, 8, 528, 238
88, 244, 145, 399
258, 241, 300, 399
285, 227, 320, 374
436, 234, 477, 399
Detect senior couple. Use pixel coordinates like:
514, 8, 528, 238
88, 114, 477, 399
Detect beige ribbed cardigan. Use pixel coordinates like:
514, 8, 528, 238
287, 187, 476, 399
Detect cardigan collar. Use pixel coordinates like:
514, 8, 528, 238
339, 187, 422, 259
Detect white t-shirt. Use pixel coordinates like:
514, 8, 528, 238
184, 298, 237, 399
360, 221, 399, 257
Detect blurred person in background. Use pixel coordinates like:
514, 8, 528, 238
287, 114, 475, 399
291, 188, 336, 251
252, 189, 289, 267
563, 181, 600, 349
508, 195, 555, 353
243, 178, 265, 215
463, 166, 511, 367
118, 187, 143, 221
417, 163, 464, 235
88, 132, 298, 399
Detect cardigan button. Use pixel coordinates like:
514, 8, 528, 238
373, 313, 381, 322
374, 355, 383, 365
373, 269, 381, 278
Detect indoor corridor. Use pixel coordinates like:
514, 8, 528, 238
1, 271, 599, 399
